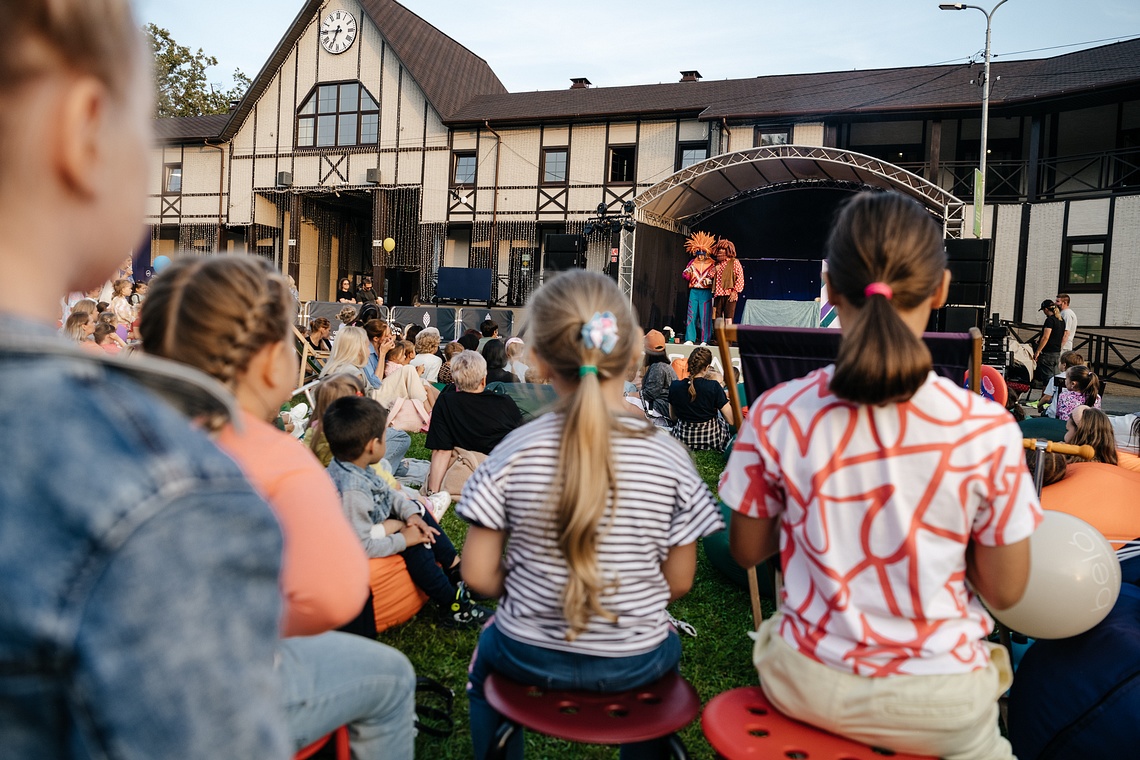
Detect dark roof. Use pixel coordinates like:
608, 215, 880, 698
447, 38, 1140, 125
359, 0, 506, 120
153, 113, 231, 142
157, 0, 506, 143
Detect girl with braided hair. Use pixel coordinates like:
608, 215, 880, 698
667, 346, 733, 451
140, 254, 417, 759
459, 270, 722, 759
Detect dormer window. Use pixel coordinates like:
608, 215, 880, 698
297, 81, 379, 148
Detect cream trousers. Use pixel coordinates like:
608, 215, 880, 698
753, 615, 1015, 760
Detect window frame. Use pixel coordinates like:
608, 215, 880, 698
163, 163, 183, 195
676, 140, 709, 172
1060, 235, 1109, 294
295, 80, 379, 150
755, 126, 791, 148
452, 151, 477, 187
607, 144, 636, 185
540, 147, 569, 186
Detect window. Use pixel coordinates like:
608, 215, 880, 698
676, 141, 708, 171
452, 151, 477, 186
608, 145, 636, 184
541, 148, 568, 185
296, 81, 379, 148
1062, 237, 1108, 292
163, 164, 182, 194
756, 127, 790, 147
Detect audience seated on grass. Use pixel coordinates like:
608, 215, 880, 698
324, 395, 489, 629
639, 329, 678, 422
504, 336, 529, 382
141, 254, 416, 759
424, 350, 523, 495
457, 270, 722, 760
482, 337, 519, 384
1039, 350, 1082, 416
1053, 365, 1101, 421
363, 318, 396, 388
321, 325, 374, 388
437, 340, 464, 385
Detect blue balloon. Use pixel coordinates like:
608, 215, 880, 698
153, 255, 172, 272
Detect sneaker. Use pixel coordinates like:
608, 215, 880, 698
427, 490, 451, 519
448, 585, 491, 628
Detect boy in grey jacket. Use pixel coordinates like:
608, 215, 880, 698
325, 396, 490, 628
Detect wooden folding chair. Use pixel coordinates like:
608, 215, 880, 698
293, 325, 329, 386
714, 319, 983, 630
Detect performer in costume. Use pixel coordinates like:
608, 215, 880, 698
683, 231, 716, 343
712, 238, 745, 325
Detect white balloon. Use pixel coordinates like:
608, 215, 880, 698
983, 511, 1121, 640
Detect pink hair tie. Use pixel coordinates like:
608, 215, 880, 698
864, 282, 893, 300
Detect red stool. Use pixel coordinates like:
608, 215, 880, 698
483, 671, 700, 759
702, 687, 936, 759
294, 725, 350, 760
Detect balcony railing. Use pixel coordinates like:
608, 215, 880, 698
895, 147, 1140, 203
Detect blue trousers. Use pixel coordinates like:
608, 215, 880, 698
685, 288, 712, 343
384, 428, 410, 475
467, 622, 682, 759
400, 508, 459, 608
279, 631, 416, 759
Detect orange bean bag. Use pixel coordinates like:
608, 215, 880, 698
369, 555, 427, 633
1118, 450, 1140, 473
1041, 462, 1140, 550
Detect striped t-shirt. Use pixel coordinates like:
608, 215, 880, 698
457, 412, 722, 656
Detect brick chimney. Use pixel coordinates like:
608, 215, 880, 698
570, 77, 592, 89
680, 70, 703, 82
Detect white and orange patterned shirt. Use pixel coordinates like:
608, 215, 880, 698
720, 367, 1041, 677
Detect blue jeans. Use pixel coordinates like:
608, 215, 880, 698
279, 631, 416, 760
401, 508, 459, 608
384, 428, 411, 475
467, 622, 682, 759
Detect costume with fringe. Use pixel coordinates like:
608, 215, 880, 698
683, 231, 716, 343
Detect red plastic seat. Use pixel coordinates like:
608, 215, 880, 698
483, 670, 700, 759
294, 724, 350, 760
702, 687, 935, 759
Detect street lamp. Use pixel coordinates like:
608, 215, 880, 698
940, 0, 1009, 237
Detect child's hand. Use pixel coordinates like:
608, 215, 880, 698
399, 523, 430, 547
407, 514, 440, 544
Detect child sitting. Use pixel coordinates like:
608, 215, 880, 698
722, 192, 1040, 759
384, 342, 409, 378
92, 322, 122, 354
324, 395, 490, 628
1040, 350, 1082, 415
1054, 364, 1101, 421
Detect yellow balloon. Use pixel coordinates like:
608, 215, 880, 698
383, 237, 396, 252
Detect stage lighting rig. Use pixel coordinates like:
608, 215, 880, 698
581, 201, 636, 239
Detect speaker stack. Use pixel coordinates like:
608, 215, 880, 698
543, 234, 587, 272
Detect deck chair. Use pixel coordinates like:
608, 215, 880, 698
293, 325, 329, 386
714, 319, 983, 630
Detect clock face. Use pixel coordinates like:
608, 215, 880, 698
320, 9, 357, 55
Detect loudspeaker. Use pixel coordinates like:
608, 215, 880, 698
276, 171, 292, 187
384, 268, 420, 307
544, 234, 586, 253
945, 238, 991, 306
544, 251, 585, 272
366, 168, 380, 184
944, 305, 983, 332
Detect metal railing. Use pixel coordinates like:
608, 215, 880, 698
1003, 322, 1140, 389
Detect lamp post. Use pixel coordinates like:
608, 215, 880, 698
940, 0, 1009, 237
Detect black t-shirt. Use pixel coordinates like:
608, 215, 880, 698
306, 336, 331, 352
1042, 315, 1064, 352
336, 287, 355, 301
486, 368, 519, 385
425, 388, 523, 453
668, 377, 728, 423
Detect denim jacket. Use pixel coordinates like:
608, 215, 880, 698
327, 458, 421, 558
0, 322, 290, 759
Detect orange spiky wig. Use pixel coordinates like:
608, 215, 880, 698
684, 231, 716, 255
712, 238, 737, 259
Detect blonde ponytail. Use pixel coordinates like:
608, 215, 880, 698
525, 271, 650, 640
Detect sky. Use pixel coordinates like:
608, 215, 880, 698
135, 0, 1140, 94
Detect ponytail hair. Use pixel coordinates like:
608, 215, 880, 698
1066, 365, 1100, 407
826, 192, 946, 405
686, 347, 713, 401
525, 270, 649, 640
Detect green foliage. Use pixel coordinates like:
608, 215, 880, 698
145, 23, 250, 118
377, 441, 765, 758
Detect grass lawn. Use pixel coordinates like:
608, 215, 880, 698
379, 435, 773, 759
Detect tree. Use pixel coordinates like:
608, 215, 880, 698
146, 23, 251, 118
